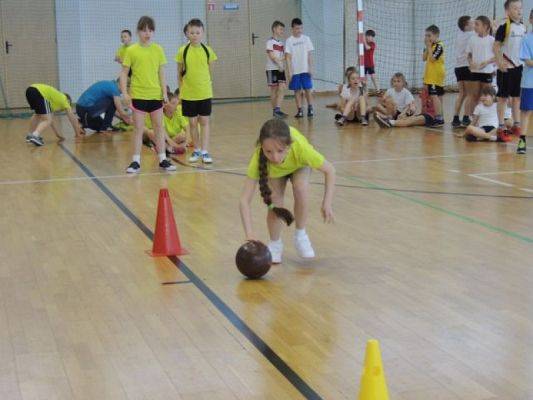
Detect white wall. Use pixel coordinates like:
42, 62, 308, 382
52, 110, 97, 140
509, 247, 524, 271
55, 0, 205, 100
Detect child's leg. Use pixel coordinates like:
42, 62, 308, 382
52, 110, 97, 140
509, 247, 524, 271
431, 95, 443, 117
149, 108, 165, 160
370, 74, 379, 91
337, 98, 346, 111
392, 115, 427, 127
267, 177, 288, 241
189, 117, 199, 150
132, 110, 146, 160
28, 114, 40, 133
454, 81, 466, 117
295, 90, 303, 109
198, 116, 210, 153
304, 89, 314, 106
511, 96, 521, 125
270, 86, 277, 109
359, 96, 367, 117
341, 98, 357, 118
464, 81, 477, 117
32, 114, 53, 136
497, 97, 508, 127
465, 125, 495, 141
522, 110, 530, 135
291, 168, 310, 230
276, 82, 286, 109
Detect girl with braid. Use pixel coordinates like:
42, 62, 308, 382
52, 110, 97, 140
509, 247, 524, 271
239, 119, 335, 264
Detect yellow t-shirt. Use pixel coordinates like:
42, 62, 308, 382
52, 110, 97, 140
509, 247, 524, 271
423, 41, 445, 87
145, 105, 189, 139
123, 42, 167, 100
175, 43, 217, 100
116, 44, 131, 62
246, 127, 325, 179
30, 84, 70, 112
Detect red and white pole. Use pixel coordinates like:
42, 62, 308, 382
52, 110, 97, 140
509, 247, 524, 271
356, 0, 365, 81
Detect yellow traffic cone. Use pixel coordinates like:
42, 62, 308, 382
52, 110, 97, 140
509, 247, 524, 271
358, 339, 390, 400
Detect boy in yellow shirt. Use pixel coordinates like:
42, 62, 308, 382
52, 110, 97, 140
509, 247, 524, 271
120, 16, 175, 173
239, 119, 335, 264
176, 18, 217, 164
25, 83, 84, 146
114, 29, 132, 65
423, 25, 446, 126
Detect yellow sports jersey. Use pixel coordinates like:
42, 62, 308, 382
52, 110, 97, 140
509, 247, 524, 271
175, 43, 217, 100
246, 127, 325, 179
123, 42, 167, 100
145, 105, 189, 139
30, 84, 70, 112
423, 41, 445, 86
116, 44, 131, 62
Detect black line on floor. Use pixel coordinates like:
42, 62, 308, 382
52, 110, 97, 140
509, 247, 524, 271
59, 143, 323, 400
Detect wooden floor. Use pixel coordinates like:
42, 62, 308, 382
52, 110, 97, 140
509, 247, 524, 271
1, 94, 532, 400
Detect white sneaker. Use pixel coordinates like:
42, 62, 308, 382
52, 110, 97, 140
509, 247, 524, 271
202, 152, 213, 164
189, 150, 202, 163
294, 232, 315, 258
267, 240, 283, 264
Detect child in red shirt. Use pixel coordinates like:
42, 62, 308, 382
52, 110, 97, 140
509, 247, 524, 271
364, 30, 380, 92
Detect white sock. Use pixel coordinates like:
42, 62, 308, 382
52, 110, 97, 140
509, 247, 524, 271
389, 120, 396, 126
132, 154, 141, 163
158, 153, 166, 162
295, 228, 306, 238
31, 131, 40, 137
201, 149, 208, 155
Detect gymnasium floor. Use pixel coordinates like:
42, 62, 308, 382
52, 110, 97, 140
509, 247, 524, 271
1, 94, 532, 400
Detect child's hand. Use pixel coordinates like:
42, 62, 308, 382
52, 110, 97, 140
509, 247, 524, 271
470, 63, 479, 71
123, 116, 133, 125
321, 202, 334, 223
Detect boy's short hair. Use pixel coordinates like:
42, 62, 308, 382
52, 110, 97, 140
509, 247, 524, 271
271, 20, 285, 31
504, 0, 521, 9
425, 25, 440, 35
390, 72, 408, 87
457, 16, 471, 31
121, 29, 132, 36
365, 29, 376, 37
291, 18, 303, 27
480, 86, 496, 97
137, 16, 155, 31
186, 18, 204, 31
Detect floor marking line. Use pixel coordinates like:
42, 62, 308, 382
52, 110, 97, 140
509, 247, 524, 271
467, 174, 515, 188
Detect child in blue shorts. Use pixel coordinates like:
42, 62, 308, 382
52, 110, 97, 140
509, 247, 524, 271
285, 18, 315, 118
518, 8, 533, 154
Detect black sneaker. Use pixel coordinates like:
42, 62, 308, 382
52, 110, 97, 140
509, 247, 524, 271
517, 136, 527, 154
294, 109, 304, 118
273, 110, 288, 119
452, 115, 461, 128
159, 159, 176, 171
361, 116, 369, 126
335, 116, 346, 126
432, 117, 445, 127
465, 133, 478, 142
25, 134, 32, 143
461, 115, 471, 127
307, 108, 314, 117
334, 113, 343, 121
29, 135, 44, 146
374, 113, 392, 128
126, 161, 140, 174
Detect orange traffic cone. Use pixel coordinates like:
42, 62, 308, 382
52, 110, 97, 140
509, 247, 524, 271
358, 339, 389, 400
149, 188, 188, 257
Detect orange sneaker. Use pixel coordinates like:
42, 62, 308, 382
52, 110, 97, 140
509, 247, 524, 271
511, 125, 522, 137
496, 128, 512, 143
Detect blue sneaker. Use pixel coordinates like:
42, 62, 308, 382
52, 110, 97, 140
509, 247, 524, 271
189, 150, 202, 163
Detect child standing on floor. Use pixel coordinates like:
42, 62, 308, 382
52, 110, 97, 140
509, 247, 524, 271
285, 18, 315, 118
452, 16, 475, 127
517, 8, 533, 154
494, 0, 526, 141
364, 30, 379, 92
24, 83, 84, 146
239, 119, 335, 263
466, 16, 496, 120
176, 18, 217, 164
120, 16, 176, 173
266, 21, 288, 118
423, 25, 446, 126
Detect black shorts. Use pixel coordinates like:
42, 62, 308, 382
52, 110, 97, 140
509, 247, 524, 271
132, 99, 163, 113
266, 70, 286, 86
455, 66, 472, 82
365, 66, 375, 75
497, 66, 522, 98
25, 87, 51, 115
470, 72, 493, 83
481, 125, 496, 133
426, 84, 444, 96
182, 99, 212, 117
